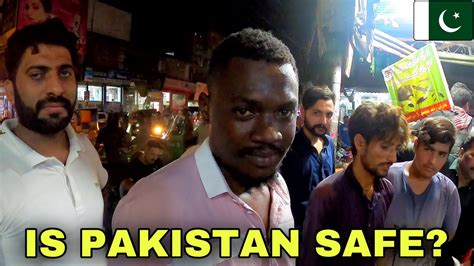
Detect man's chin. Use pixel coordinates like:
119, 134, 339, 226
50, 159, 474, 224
311, 129, 327, 138
27, 118, 70, 135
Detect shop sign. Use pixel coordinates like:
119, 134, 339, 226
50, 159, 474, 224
164, 78, 195, 94
382, 43, 453, 122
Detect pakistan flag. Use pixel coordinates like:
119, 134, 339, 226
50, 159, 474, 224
414, 0, 472, 40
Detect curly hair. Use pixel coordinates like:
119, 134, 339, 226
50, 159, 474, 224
39, 0, 52, 13
417, 116, 456, 150
348, 102, 410, 156
207, 28, 298, 87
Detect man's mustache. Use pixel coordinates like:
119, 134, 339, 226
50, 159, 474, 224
36, 95, 72, 113
238, 144, 285, 157
312, 124, 327, 132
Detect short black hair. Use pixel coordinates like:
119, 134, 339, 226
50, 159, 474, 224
39, 0, 52, 13
208, 28, 298, 87
5, 18, 78, 81
146, 140, 163, 149
461, 136, 474, 152
302, 85, 335, 110
451, 82, 472, 108
349, 102, 409, 156
417, 116, 456, 150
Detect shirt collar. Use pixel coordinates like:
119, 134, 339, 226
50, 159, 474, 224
344, 163, 383, 194
1, 119, 84, 168
194, 138, 290, 204
295, 128, 330, 149
194, 138, 231, 198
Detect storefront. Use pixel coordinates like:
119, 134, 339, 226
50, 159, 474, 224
80, 67, 128, 112
162, 78, 196, 113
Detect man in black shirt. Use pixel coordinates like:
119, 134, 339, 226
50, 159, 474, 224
437, 136, 474, 266
128, 140, 164, 182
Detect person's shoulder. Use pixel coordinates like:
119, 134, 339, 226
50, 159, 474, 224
386, 162, 406, 182
325, 134, 335, 145
379, 177, 395, 197
122, 155, 198, 201
389, 162, 406, 171
76, 132, 95, 150
433, 172, 457, 192
312, 170, 343, 196
113, 154, 202, 228
0, 135, 26, 174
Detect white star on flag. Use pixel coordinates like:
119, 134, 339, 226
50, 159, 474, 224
453, 12, 460, 19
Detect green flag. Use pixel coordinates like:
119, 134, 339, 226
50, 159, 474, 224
414, 0, 472, 40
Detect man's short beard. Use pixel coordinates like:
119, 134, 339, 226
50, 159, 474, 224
304, 122, 327, 138
361, 152, 385, 179
213, 152, 277, 192
13, 85, 75, 135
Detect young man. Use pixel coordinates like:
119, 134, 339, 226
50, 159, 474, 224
383, 117, 461, 265
128, 140, 164, 182
437, 136, 474, 265
280, 85, 335, 229
113, 28, 299, 265
301, 102, 409, 266
0, 19, 107, 264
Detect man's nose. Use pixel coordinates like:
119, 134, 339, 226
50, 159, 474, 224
251, 115, 283, 144
45, 74, 65, 95
388, 148, 397, 163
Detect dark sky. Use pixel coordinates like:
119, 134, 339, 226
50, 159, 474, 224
116, 0, 317, 56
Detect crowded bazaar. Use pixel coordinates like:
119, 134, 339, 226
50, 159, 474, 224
0, 0, 473, 265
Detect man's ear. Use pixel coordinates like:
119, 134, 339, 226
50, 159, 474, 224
354, 134, 366, 154
4, 79, 15, 106
413, 138, 420, 151
198, 92, 210, 124
300, 107, 306, 120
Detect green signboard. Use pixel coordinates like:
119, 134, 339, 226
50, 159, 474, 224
382, 43, 453, 122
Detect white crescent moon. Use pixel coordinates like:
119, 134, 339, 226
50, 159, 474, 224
438, 10, 461, 33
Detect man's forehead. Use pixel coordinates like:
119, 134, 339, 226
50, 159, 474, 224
307, 99, 335, 110
422, 142, 450, 152
19, 44, 73, 68
463, 146, 474, 154
372, 136, 401, 146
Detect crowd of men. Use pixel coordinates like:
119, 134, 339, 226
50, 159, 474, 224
0, 17, 473, 266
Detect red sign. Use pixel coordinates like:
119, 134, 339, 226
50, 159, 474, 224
17, 0, 88, 60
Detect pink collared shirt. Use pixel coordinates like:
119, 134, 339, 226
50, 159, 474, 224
112, 139, 294, 265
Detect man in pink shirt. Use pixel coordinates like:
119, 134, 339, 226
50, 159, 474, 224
113, 28, 299, 265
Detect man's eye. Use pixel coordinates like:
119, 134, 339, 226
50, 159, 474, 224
30, 72, 44, 80
60, 70, 72, 78
278, 108, 294, 118
235, 108, 254, 117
